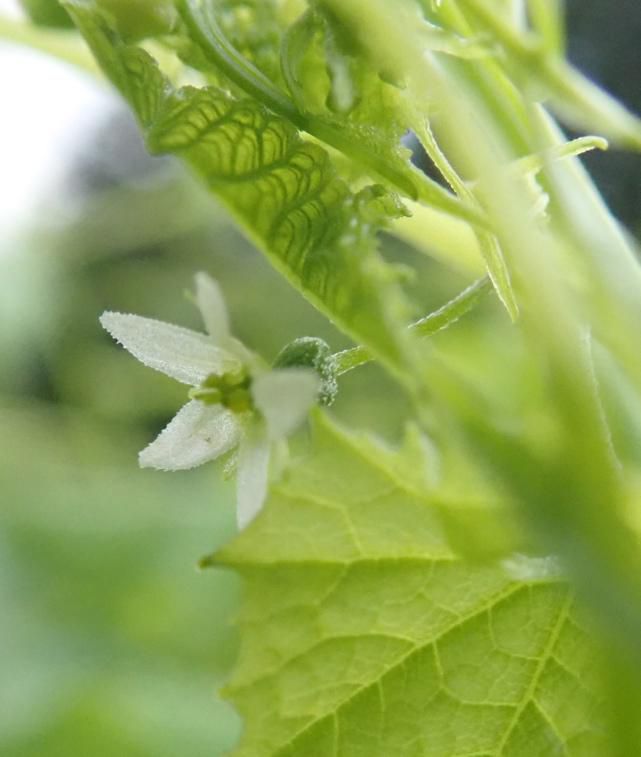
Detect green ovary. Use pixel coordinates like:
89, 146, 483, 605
190, 369, 254, 413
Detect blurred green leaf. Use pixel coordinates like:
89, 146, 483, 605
0, 401, 241, 755
20, 0, 73, 29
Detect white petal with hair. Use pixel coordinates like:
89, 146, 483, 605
195, 271, 231, 343
195, 272, 256, 365
236, 422, 271, 529
252, 368, 320, 441
139, 400, 242, 470
100, 312, 240, 385
101, 272, 320, 530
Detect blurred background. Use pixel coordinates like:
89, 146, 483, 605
0, 1, 639, 755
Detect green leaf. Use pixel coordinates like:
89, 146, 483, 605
63, 1, 423, 388
20, 0, 73, 28
169, 0, 294, 98
93, 0, 178, 41
174, 0, 485, 223
217, 0, 291, 90
62, 2, 166, 127
214, 412, 605, 756
146, 88, 416, 373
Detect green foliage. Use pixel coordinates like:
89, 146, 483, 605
214, 412, 604, 755
64, 0, 429, 390
147, 87, 417, 377
12, 0, 641, 754
0, 401, 241, 756
94, 0, 178, 41
20, 0, 73, 28
217, 0, 290, 88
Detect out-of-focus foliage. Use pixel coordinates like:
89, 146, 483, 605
0, 115, 242, 754
20, 0, 72, 28
566, 0, 641, 230
0, 403, 240, 756
2, 0, 641, 755
0, 100, 418, 756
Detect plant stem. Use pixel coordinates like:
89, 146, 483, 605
331, 276, 491, 376
456, 0, 641, 149
417, 120, 519, 320
511, 134, 608, 176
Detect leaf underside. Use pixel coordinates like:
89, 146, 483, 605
217, 412, 604, 756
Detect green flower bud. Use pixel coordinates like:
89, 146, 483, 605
273, 337, 338, 407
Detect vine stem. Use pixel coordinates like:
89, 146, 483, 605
331, 276, 492, 376
177, 0, 300, 123
416, 119, 518, 321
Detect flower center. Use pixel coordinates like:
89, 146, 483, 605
190, 368, 253, 413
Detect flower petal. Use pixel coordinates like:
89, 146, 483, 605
194, 272, 231, 344
193, 273, 257, 365
100, 312, 240, 385
225, 336, 258, 366
251, 368, 319, 440
139, 400, 242, 470
236, 422, 270, 529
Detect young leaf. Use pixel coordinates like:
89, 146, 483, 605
215, 0, 289, 89
61, 2, 166, 128
63, 1, 423, 389
146, 88, 417, 374
175, 0, 485, 223
212, 412, 605, 756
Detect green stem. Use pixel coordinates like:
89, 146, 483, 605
279, 8, 315, 114
331, 276, 491, 375
417, 120, 519, 320
456, 0, 540, 56
434, 2, 532, 155
511, 134, 608, 176
417, 118, 468, 196
177, 0, 300, 123
526, 0, 565, 55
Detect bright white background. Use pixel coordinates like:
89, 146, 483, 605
0, 0, 113, 245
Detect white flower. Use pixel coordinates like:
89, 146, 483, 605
100, 272, 319, 528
